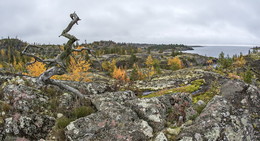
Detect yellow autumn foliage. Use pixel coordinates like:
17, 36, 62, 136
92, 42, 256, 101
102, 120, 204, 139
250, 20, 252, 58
0, 49, 5, 57
145, 55, 159, 78
207, 59, 213, 65
24, 56, 91, 82
145, 55, 154, 67
167, 57, 183, 70
148, 66, 156, 76
101, 59, 117, 72
101, 61, 110, 71
228, 73, 241, 80
112, 67, 129, 82
133, 63, 146, 80
52, 56, 91, 82
24, 61, 46, 77
72, 46, 85, 56
233, 56, 246, 67
12, 56, 25, 71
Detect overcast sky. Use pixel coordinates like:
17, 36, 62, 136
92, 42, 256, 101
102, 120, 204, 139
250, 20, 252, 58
0, 0, 259, 45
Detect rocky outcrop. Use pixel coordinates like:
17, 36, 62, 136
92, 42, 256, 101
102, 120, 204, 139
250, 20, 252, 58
178, 80, 260, 141
0, 71, 259, 141
3, 84, 49, 114
65, 78, 260, 141
65, 89, 198, 140
134, 69, 226, 91
4, 114, 55, 140
65, 91, 154, 141
179, 53, 211, 67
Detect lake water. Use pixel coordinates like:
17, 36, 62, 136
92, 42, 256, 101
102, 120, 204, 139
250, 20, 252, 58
184, 46, 253, 58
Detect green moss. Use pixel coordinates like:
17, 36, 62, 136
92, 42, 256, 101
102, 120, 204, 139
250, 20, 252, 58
194, 105, 206, 114
49, 98, 60, 114
188, 113, 199, 121
56, 117, 72, 129
72, 106, 95, 119
0, 101, 12, 112
191, 79, 205, 86
46, 88, 58, 96
192, 81, 220, 104
192, 91, 214, 104
142, 79, 205, 98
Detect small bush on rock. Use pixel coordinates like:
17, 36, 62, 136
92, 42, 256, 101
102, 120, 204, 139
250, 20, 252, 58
56, 117, 72, 129
243, 68, 253, 84
72, 106, 95, 119
0, 101, 12, 112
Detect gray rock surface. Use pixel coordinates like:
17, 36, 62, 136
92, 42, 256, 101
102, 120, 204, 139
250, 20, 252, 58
65, 91, 153, 141
65, 89, 198, 141
126, 98, 167, 132
154, 132, 168, 141
0, 72, 259, 141
178, 80, 260, 141
4, 114, 55, 140
3, 84, 48, 114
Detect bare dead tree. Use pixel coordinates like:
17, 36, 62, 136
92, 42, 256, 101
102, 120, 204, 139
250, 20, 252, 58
22, 12, 94, 98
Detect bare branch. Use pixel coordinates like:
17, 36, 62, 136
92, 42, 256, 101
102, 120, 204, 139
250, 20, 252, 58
22, 44, 56, 65
72, 47, 102, 67
72, 47, 93, 52
50, 79, 85, 98
60, 12, 81, 40
22, 45, 44, 62
21, 12, 94, 98
38, 66, 66, 83
26, 58, 36, 66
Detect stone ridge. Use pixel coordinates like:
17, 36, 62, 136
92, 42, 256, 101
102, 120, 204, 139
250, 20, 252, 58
0, 70, 259, 141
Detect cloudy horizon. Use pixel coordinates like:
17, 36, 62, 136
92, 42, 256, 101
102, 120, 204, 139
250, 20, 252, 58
1, 0, 260, 46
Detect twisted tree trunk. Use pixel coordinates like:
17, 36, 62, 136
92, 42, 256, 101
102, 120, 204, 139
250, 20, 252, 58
22, 12, 93, 98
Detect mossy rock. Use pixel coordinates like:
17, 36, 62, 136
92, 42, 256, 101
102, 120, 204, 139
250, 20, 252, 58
56, 117, 72, 129
72, 106, 95, 119
142, 79, 205, 98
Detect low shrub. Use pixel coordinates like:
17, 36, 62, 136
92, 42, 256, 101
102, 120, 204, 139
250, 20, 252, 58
72, 106, 95, 119
56, 117, 72, 129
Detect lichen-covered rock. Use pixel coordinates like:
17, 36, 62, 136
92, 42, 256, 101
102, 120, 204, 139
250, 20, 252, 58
91, 90, 137, 109
157, 93, 195, 125
65, 89, 199, 141
196, 100, 206, 106
0, 124, 4, 141
126, 98, 167, 132
178, 80, 260, 141
64, 81, 110, 95
134, 79, 183, 91
154, 132, 168, 141
4, 114, 55, 140
1, 71, 258, 141
3, 84, 48, 114
167, 127, 181, 135
65, 91, 153, 141
85, 82, 109, 95
59, 93, 74, 109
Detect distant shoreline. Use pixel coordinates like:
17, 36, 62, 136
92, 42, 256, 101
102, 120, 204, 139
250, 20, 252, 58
184, 45, 253, 58
188, 45, 203, 48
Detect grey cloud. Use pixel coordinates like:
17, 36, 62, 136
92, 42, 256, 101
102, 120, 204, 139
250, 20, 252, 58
0, 0, 259, 45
